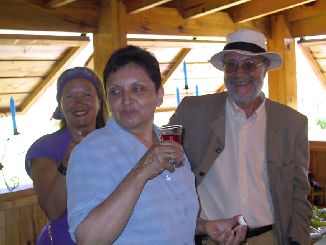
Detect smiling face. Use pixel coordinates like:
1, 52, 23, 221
106, 63, 163, 135
223, 52, 268, 105
60, 78, 100, 131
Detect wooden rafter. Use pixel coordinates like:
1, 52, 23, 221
162, 48, 191, 85
290, 14, 326, 37
0, 0, 98, 33
124, 0, 173, 14
20, 45, 87, 113
228, 0, 317, 23
216, 84, 225, 93
181, 0, 251, 19
298, 40, 326, 90
0, 34, 89, 46
1, 2, 266, 36
155, 106, 176, 112
285, 0, 326, 22
127, 7, 269, 37
44, 0, 77, 8
128, 38, 225, 48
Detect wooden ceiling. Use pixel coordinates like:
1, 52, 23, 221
0, 0, 325, 114
0, 34, 89, 113
298, 38, 326, 90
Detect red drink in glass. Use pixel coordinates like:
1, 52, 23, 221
160, 125, 182, 144
160, 134, 182, 144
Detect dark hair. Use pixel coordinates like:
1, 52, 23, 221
56, 67, 109, 129
103, 45, 162, 92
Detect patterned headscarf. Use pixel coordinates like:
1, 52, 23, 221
52, 67, 101, 120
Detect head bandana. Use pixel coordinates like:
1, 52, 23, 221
52, 67, 101, 120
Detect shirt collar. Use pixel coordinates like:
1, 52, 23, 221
227, 92, 266, 120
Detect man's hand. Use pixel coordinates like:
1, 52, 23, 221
197, 216, 247, 245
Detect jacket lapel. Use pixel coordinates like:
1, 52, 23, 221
194, 94, 227, 184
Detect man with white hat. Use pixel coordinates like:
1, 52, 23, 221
169, 29, 312, 245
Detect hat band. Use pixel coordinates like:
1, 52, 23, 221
224, 42, 266, 53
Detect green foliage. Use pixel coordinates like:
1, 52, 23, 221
316, 119, 326, 129
311, 205, 326, 229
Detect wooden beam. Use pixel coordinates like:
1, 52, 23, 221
267, 14, 297, 109
0, 34, 89, 47
0, 2, 267, 36
0, 60, 56, 77
289, 14, 326, 37
128, 38, 225, 48
127, 7, 269, 37
124, 0, 173, 14
181, 0, 251, 19
155, 106, 176, 112
85, 38, 223, 70
285, 0, 326, 22
0, 0, 98, 33
228, 0, 316, 23
20, 43, 88, 113
216, 84, 225, 92
44, 0, 77, 8
93, 0, 127, 80
298, 40, 326, 90
162, 48, 191, 85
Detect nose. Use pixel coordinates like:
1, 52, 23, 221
73, 94, 84, 104
121, 90, 132, 104
234, 63, 247, 76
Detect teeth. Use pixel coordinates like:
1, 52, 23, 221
236, 80, 249, 85
235, 82, 250, 86
74, 111, 87, 116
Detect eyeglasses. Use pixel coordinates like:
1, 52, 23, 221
223, 59, 266, 73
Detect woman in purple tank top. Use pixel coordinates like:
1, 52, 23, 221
25, 67, 109, 244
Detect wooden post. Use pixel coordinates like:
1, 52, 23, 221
93, 0, 127, 80
267, 14, 297, 109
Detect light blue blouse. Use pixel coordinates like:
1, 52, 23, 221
67, 117, 199, 245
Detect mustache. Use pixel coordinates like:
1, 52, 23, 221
226, 77, 252, 85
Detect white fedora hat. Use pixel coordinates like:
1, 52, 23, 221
210, 29, 282, 71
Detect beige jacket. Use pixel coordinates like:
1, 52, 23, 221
169, 92, 312, 245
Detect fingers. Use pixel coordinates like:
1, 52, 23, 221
205, 218, 247, 245
222, 228, 246, 245
158, 141, 185, 168
165, 152, 185, 168
143, 140, 185, 168
222, 224, 247, 245
234, 225, 247, 244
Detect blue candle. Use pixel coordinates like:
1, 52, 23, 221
10, 97, 19, 135
196, 84, 199, 96
183, 61, 189, 90
176, 87, 180, 106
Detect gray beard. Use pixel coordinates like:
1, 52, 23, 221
225, 78, 263, 105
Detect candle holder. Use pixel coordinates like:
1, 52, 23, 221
13, 129, 20, 136
0, 137, 20, 192
175, 61, 199, 105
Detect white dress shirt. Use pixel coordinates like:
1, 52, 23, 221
197, 94, 274, 227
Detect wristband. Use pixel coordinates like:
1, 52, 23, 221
57, 162, 67, 176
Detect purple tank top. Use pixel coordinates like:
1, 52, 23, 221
26, 127, 75, 245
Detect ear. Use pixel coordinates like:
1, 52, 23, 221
264, 59, 271, 72
156, 86, 164, 107
57, 104, 65, 119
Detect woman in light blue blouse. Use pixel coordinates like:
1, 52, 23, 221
67, 46, 246, 245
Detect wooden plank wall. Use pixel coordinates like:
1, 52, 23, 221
310, 141, 326, 185
0, 141, 324, 243
0, 188, 47, 245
